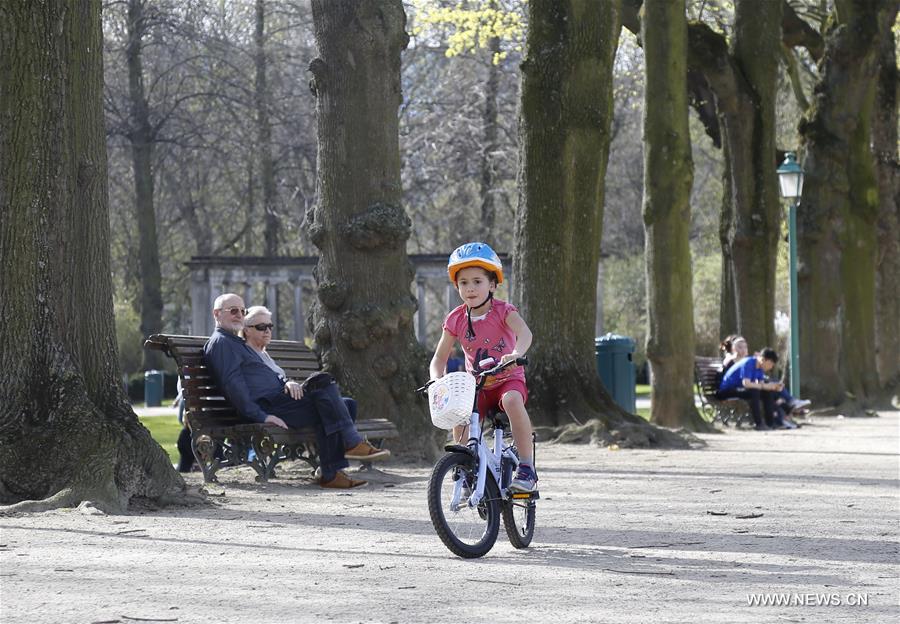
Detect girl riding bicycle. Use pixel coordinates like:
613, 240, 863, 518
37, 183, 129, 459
429, 242, 538, 492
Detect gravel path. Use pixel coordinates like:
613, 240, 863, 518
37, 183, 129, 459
2, 411, 898, 623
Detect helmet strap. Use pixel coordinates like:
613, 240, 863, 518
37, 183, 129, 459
465, 292, 493, 341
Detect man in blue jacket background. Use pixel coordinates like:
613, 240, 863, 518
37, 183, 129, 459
717, 348, 783, 430
204, 293, 389, 488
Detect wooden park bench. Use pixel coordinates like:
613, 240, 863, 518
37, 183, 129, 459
144, 334, 399, 483
693, 356, 751, 427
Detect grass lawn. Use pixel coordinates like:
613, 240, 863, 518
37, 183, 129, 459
635, 383, 650, 398
138, 415, 182, 464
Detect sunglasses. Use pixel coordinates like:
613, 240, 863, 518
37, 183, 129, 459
250, 323, 274, 332
218, 306, 247, 317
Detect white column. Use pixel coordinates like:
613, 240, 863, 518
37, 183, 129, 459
265, 282, 278, 338
292, 282, 305, 342
416, 277, 427, 345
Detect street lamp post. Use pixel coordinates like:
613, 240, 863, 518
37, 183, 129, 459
777, 152, 804, 397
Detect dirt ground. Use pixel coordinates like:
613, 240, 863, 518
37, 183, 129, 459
1, 411, 898, 624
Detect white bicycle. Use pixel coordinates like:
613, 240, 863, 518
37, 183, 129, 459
417, 357, 538, 558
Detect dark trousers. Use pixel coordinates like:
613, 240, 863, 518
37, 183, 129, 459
259, 384, 362, 479
716, 387, 779, 428
177, 426, 194, 472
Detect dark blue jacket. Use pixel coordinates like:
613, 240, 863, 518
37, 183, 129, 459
203, 328, 285, 423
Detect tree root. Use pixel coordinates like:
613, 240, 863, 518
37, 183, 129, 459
538, 418, 703, 449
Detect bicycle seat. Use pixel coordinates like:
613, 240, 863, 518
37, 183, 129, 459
484, 408, 510, 429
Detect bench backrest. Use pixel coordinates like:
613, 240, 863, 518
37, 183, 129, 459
694, 356, 724, 400
144, 334, 321, 429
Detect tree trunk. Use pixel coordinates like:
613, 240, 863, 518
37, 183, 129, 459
478, 25, 501, 246
126, 0, 164, 371
256, 0, 279, 257
872, 10, 900, 393
513, 0, 682, 447
719, 142, 738, 337
626, 0, 785, 351
641, 0, 710, 431
798, 0, 895, 408
686, 2, 782, 351
308, 1, 436, 455
0, 0, 186, 512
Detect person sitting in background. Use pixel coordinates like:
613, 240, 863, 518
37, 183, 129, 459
204, 294, 389, 489
717, 348, 784, 430
721, 335, 810, 422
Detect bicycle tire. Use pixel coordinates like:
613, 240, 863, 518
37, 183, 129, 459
427, 451, 500, 558
502, 497, 536, 548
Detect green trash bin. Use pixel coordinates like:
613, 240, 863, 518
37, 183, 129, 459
595, 333, 636, 413
144, 370, 163, 407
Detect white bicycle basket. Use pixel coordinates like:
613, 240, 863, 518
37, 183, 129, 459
427, 372, 476, 429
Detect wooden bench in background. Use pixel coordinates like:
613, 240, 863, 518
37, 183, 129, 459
693, 356, 750, 427
144, 334, 399, 483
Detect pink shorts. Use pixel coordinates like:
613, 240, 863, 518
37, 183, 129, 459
477, 379, 528, 418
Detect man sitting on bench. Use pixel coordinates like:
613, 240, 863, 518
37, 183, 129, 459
204, 293, 389, 489
716, 347, 784, 431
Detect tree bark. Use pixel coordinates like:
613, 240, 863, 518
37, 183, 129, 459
798, 0, 896, 407
256, 0, 279, 257
625, 0, 788, 350
872, 10, 900, 393
686, 2, 782, 351
641, 0, 710, 431
513, 0, 682, 446
308, 0, 436, 455
125, 0, 164, 371
0, 0, 187, 512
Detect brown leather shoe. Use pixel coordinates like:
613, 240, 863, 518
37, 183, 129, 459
344, 440, 391, 462
320, 470, 367, 489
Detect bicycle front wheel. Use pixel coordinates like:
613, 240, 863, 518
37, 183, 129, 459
427, 452, 500, 558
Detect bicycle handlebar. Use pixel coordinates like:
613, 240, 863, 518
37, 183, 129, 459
415, 356, 529, 393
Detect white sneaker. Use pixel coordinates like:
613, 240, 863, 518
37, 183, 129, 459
791, 399, 811, 410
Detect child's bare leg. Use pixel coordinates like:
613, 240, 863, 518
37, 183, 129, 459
452, 424, 469, 444
501, 390, 533, 463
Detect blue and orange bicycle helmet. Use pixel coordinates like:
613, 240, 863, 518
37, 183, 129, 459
448, 242, 503, 341
447, 242, 504, 284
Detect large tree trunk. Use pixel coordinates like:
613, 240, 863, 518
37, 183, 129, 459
872, 10, 900, 394
798, 0, 896, 408
625, 0, 785, 350
256, 0, 279, 257
641, 0, 710, 431
126, 0, 164, 371
308, 1, 435, 454
686, 2, 782, 351
513, 0, 682, 447
0, 0, 186, 512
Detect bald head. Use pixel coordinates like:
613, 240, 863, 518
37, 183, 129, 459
213, 293, 246, 333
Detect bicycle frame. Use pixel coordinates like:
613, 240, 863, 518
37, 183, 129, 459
452, 409, 520, 511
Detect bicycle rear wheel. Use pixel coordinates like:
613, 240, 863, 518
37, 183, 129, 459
502, 496, 536, 548
427, 452, 500, 558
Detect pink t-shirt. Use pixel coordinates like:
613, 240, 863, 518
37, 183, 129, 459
442, 299, 526, 388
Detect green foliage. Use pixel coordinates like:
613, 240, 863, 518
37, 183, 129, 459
410, 0, 524, 63
602, 246, 724, 363
602, 253, 647, 366
691, 251, 723, 355
138, 415, 182, 464
115, 298, 144, 376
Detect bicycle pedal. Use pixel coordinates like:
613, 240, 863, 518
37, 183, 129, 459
508, 490, 539, 500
